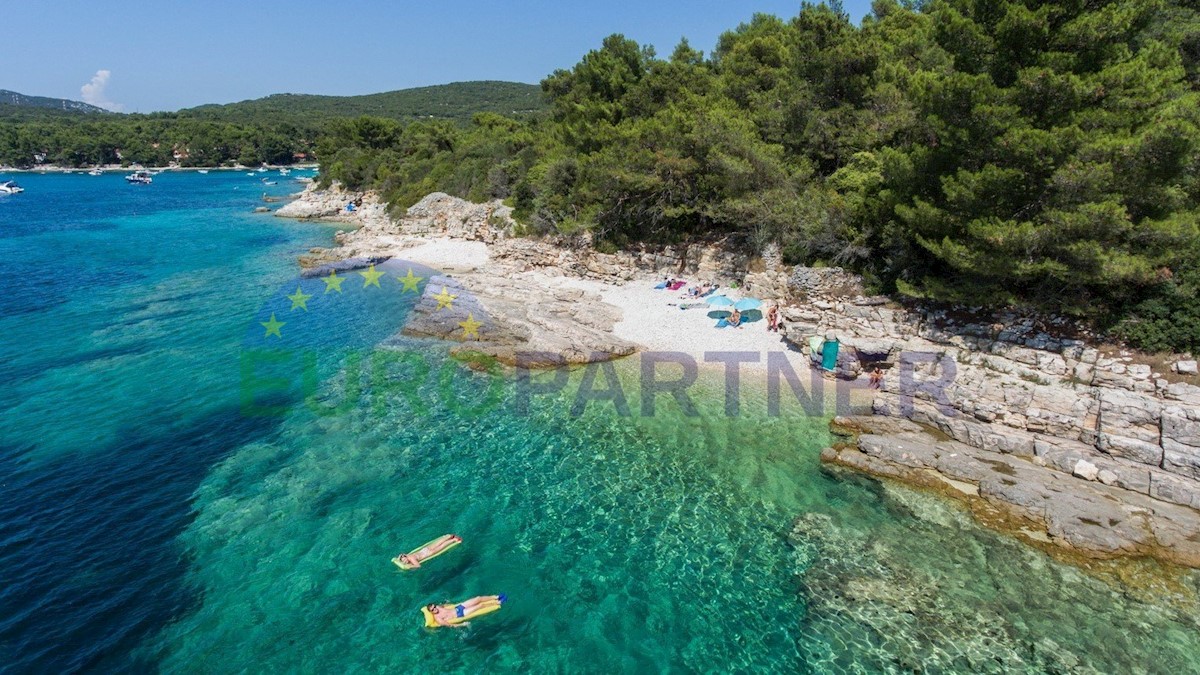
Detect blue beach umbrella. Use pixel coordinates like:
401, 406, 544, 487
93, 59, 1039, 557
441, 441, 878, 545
705, 295, 735, 307
733, 297, 763, 312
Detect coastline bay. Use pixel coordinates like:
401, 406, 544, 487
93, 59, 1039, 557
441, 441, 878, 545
2, 174, 1199, 672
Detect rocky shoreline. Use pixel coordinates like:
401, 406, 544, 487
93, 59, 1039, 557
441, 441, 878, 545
776, 270, 1200, 568
276, 183, 1200, 570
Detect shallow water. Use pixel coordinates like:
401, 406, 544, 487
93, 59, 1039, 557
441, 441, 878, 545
2, 173, 1199, 673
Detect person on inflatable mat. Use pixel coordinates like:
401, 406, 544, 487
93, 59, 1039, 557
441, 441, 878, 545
395, 534, 461, 569
425, 595, 506, 628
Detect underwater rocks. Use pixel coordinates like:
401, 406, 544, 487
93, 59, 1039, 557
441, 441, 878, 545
789, 511, 1099, 674
822, 416, 1200, 568
401, 274, 636, 367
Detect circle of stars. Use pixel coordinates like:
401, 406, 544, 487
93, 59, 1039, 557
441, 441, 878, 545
259, 265, 482, 341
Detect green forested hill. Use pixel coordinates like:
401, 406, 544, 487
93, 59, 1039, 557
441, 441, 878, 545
179, 81, 545, 124
0, 89, 111, 120
0, 81, 545, 168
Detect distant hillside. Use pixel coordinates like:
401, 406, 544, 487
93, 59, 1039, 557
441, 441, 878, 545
0, 80, 548, 168
178, 81, 546, 124
0, 89, 111, 120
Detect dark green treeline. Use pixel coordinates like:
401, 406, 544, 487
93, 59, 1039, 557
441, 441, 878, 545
320, 0, 1200, 352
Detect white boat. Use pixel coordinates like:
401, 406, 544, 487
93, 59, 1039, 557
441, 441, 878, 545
246, 172, 256, 177
197, 169, 209, 174
125, 170, 153, 185
88, 169, 103, 176
278, 168, 290, 176
261, 178, 277, 185
0, 180, 25, 194
256, 167, 267, 173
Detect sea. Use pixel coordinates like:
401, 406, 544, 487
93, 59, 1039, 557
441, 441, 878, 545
1, 170, 1199, 673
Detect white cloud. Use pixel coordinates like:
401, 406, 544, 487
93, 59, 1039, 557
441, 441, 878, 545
80, 69, 124, 112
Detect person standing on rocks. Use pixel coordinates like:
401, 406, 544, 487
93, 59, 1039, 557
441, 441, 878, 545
767, 305, 780, 332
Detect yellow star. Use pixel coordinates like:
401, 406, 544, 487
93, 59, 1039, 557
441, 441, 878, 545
458, 313, 483, 339
261, 313, 285, 338
322, 270, 344, 293
398, 268, 423, 293
360, 264, 384, 288
287, 286, 312, 311
433, 286, 457, 311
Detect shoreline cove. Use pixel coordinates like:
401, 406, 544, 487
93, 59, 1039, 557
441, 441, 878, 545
275, 183, 1200, 574
4, 172, 1199, 672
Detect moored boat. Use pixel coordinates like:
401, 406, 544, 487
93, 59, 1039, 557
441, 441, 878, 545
125, 170, 153, 184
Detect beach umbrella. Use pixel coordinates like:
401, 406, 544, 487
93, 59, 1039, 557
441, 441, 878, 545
733, 297, 762, 311
705, 295, 734, 307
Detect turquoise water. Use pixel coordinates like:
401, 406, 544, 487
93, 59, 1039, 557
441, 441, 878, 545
2, 172, 1200, 673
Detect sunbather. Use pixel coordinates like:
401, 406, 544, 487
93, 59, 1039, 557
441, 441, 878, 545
395, 534, 461, 569
425, 595, 505, 628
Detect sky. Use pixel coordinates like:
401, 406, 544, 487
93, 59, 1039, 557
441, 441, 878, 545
2, 1, 875, 113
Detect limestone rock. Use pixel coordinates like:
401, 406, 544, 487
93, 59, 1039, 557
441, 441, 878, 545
1072, 459, 1099, 481
401, 275, 637, 367
823, 427, 1200, 567
789, 266, 864, 299
1162, 407, 1200, 480
401, 192, 512, 242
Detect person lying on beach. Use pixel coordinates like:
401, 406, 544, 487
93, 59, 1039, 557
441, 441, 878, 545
687, 283, 708, 297
728, 308, 742, 328
426, 595, 505, 628
395, 534, 461, 569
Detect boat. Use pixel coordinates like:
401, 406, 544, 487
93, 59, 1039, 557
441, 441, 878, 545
88, 169, 103, 176
278, 168, 290, 176
256, 167, 267, 173
125, 170, 153, 184
0, 180, 25, 195
197, 169, 209, 174
246, 172, 256, 177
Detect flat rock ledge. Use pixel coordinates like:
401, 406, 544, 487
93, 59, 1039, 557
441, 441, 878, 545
402, 274, 636, 367
823, 416, 1200, 568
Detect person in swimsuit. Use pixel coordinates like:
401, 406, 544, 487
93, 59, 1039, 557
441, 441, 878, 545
426, 595, 505, 628
728, 308, 742, 328
869, 367, 884, 389
396, 534, 461, 568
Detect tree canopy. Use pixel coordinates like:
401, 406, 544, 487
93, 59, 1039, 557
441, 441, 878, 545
318, 1, 1200, 352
